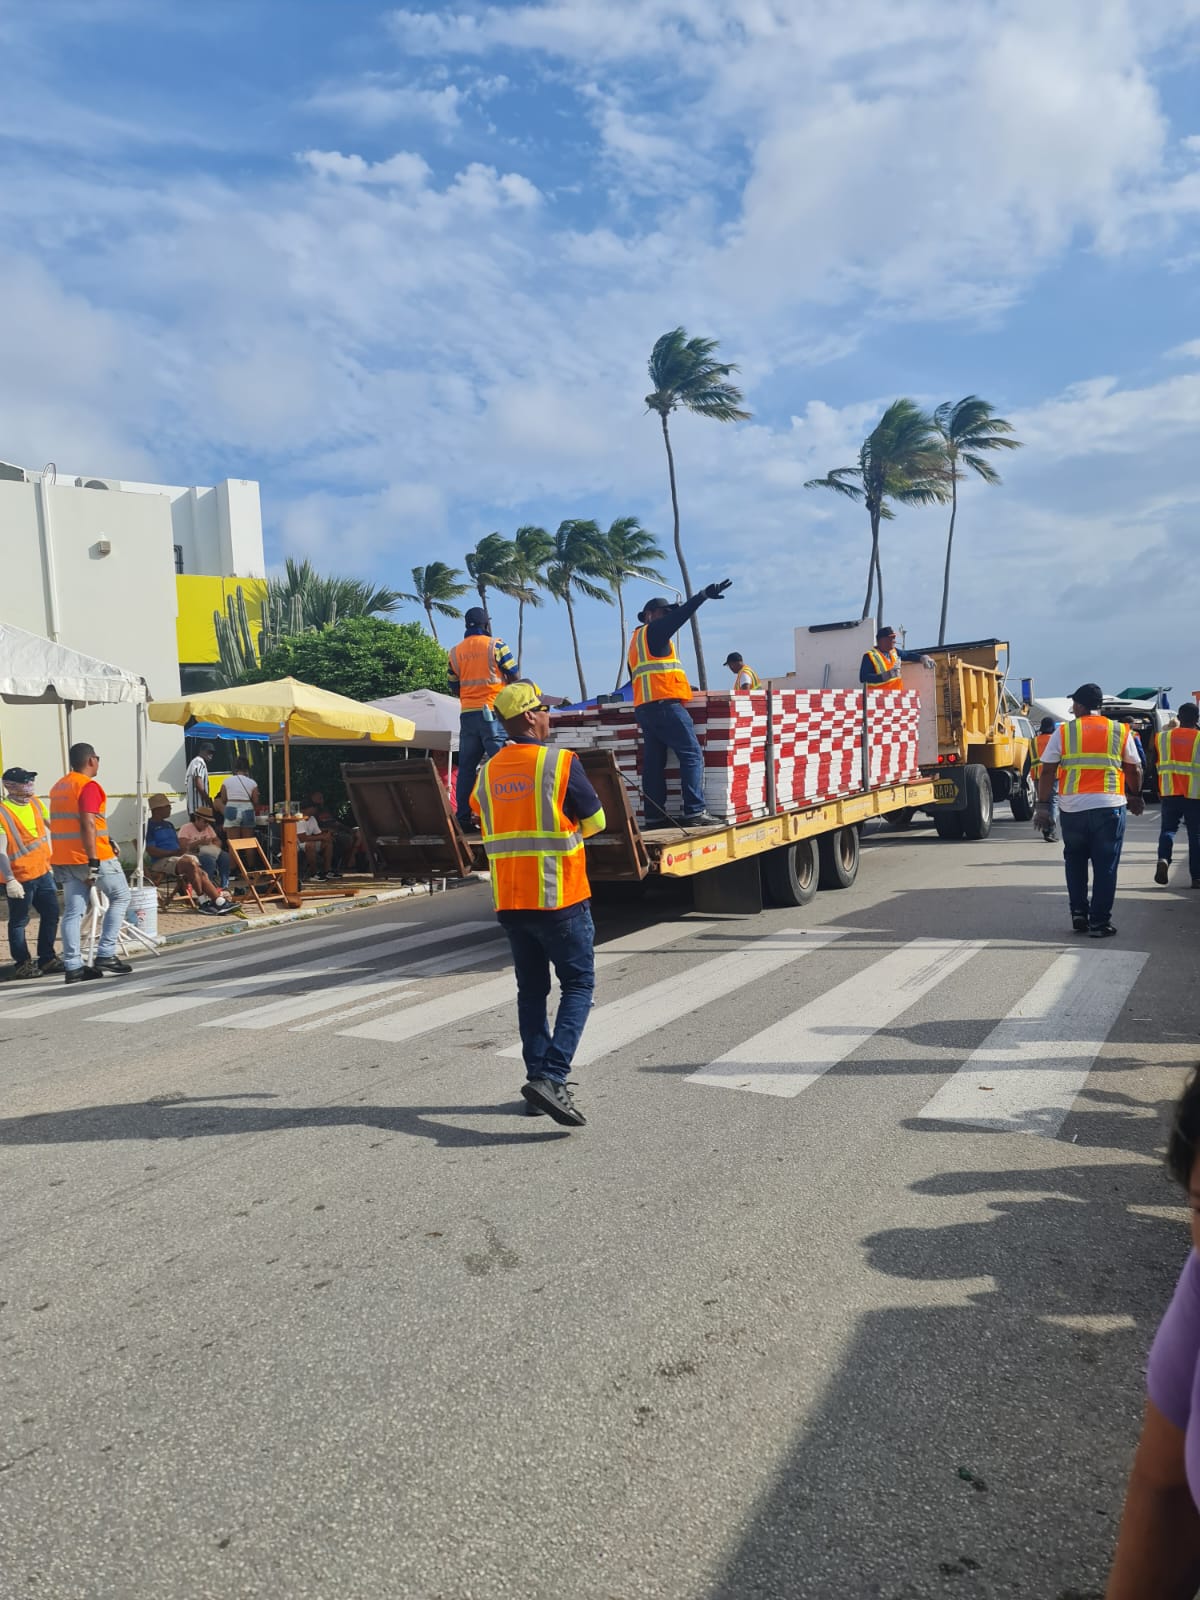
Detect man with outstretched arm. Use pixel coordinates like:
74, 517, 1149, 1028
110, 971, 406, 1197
471, 680, 606, 1129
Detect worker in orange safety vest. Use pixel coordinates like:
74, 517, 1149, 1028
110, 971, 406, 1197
0, 766, 62, 979
1034, 683, 1143, 937
448, 606, 518, 834
49, 741, 133, 982
471, 679, 607, 1128
1029, 717, 1060, 842
1154, 702, 1200, 887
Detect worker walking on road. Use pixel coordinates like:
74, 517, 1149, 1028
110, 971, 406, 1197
1154, 701, 1200, 887
0, 767, 62, 979
1030, 716, 1059, 842
1033, 683, 1143, 938
471, 680, 606, 1128
628, 583, 732, 829
448, 607, 518, 834
50, 742, 133, 982
723, 652, 762, 691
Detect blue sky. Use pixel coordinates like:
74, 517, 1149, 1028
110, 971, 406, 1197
4, 0, 1200, 702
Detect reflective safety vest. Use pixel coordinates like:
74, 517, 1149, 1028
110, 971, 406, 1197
1058, 716, 1127, 798
865, 648, 903, 691
731, 663, 762, 690
1156, 726, 1200, 799
1029, 731, 1053, 781
474, 744, 589, 912
0, 798, 51, 882
49, 770, 116, 866
448, 634, 504, 712
628, 625, 691, 706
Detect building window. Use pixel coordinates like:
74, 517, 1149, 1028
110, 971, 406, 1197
174, 544, 184, 574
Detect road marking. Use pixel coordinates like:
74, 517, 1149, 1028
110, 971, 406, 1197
499, 927, 846, 1067
2, 921, 496, 1017
340, 920, 717, 1043
915, 948, 1147, 1137
95, 964, 368, 1024
688, 937, 987, 1097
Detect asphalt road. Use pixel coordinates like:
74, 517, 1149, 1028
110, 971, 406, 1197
2, 810, 1198, 1600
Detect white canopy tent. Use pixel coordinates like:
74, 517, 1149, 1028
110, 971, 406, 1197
369, 689, 459, 752
0, 623, 151, 883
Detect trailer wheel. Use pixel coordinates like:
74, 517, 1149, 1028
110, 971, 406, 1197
934, 811, 965, 840
1009, 767, 1035, 822
883, 807, 915, 830
763, 838, 819, 907
962, 763, 994, 839
818, 826, 860, 890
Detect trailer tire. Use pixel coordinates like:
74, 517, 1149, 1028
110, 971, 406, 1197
934, 810, 965, 840
883, 807, 915, 830
763, 838, 819, 907
1009, 767, 1035, 822
818, 826, 860, 890
962, 763, 993, 839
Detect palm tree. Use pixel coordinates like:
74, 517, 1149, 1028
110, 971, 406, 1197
933, 397, 1022, 646
646, 328, 750, 689
464, 533, 518, 622
509, 524, 555, 672
805, 399, 949, 623
268, 556, 403, 629
400, 561, 469, 643
599, 516, 667, 691
545, 519, 612, 700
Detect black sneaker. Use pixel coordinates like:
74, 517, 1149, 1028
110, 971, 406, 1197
1089, 923, 1118, 939
520, 1077, 586, 1127
38, 956, 65, 976
523, 1099, 546, 1118
1043, 828, 1058, 843
11, 960, 40, 981
1071, 914, 1089, 933
677, 811, 724, 829
65, 965, 105, 984
1155, 860, 1170, 885
93, 956, 134, 974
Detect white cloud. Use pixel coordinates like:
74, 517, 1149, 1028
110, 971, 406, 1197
298, 149, 432, 187
308, 81, 463, 129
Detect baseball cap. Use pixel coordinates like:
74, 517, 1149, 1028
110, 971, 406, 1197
148, 792, 172, 810
723, 653, 743, 668
876, 625, 896, 640
637, 596, 675, 622
464, 606, 490, 629
494, 680, 549, 721
2, 767, 37, 785
1070, 683, 1104, 711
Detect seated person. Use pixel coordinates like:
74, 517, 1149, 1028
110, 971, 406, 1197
298, 804, 335, 879
308, 790, 362, 872
144, 796, 233, 913
178, 806, 231, 891
218, 757, 260, 840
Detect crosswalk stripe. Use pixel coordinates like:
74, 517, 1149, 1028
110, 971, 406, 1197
0, 918, 432, 1020
2, 921, 496, 1017
499, 926, 846, 1068
340, 920, 717, 1043
688, 937, 987, 1097
95, 964, 364, 1024
915, 948, 1147, 1137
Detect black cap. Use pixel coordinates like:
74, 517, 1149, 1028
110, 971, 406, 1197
1038, 716, 1057, 733
464, 606, 489, 629
1070, 682, 1104, 711
637, 596, 674, 623
723, 653, 743, 667
2, 767, 36, 784
876, 625, 896, 640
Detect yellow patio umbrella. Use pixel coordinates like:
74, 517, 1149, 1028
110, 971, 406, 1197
148, 677, 416, 805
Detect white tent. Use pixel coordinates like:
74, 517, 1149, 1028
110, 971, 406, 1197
0, 623, 151, 883
369, 689, 460, 752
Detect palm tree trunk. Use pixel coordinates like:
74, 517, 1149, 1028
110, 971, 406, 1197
861, 510, 880, 621
477, 582, 488, 616
517, 597, 525, 673
660, 412, 707, 689
565, 590, 588, 700
937, 471, 958, 647
424, 602, 439, 644
614, 583, 628, 692
875, 542, 884, 628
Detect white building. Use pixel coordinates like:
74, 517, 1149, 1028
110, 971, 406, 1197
0, 462, 266, 854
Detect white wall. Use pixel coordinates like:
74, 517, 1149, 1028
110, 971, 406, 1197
117, 476, 265, 578
0, 478, 186, 853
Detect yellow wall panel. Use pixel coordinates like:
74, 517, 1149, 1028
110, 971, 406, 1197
176, 575, 268, 664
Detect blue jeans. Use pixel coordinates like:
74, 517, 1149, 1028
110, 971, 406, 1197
1060, 806, 1126, 928
6, 871, 60, 966
457, 709, 507, 825
501, 903, 596, 1083
1158, 796, 1200, 882
198, 846, 231, 889
635, 700, 705, 822
56, 861, 131, 971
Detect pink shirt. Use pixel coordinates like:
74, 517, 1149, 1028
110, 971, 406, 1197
177, 822, 219, 853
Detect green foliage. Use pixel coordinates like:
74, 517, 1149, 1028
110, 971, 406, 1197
268, 557, 403, 629
464, 533, 520, 615
400, 562, 469, 643
213, 586, 259, 685
247, 616, 449, 703
933, 396, 1022, 644
597, 517, 666, 690
509, 525, 555, 670
547, 519, 613, 701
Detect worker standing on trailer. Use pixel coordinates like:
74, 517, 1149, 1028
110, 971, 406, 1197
448, 607, 518, 835
471, 680, 606, 1129
628, 584, 732, 829
1154, 702, 1200, 887
1033, 682, 1143, 939
858, 625, 934, 691
723, 652, 762, 691
1030, 716, 1059, 842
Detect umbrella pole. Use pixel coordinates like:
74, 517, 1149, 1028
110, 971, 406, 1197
134, 700, 146, 887
280, 718, 300, 901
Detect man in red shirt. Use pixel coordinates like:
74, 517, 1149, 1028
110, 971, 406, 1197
49, 742, 133, 982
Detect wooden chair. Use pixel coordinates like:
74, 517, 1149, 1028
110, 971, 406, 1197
227, 837, 294, 913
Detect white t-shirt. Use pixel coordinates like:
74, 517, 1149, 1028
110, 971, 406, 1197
222, 773, 257, 804
1041, 721, 1140, 812
297, 815, 321, 836
185, 755, 210, 815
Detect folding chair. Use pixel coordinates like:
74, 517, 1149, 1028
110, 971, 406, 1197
227, 837, 294, 912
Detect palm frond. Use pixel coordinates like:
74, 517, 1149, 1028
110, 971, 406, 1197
646, 327, 750, 424
573, 575, 615, 604
805, 468, 865, 502
959, 452, 1003, 484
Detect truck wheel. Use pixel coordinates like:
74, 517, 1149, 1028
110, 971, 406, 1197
763, 838, 819, 907
1009, 768, 1035, 822
934, 811, 965, 840
883, 807, 914, 830
962, 763, 994, 839
818, 826, 860, 890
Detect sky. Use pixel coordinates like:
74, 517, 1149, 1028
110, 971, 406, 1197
3, 0, 1200, 703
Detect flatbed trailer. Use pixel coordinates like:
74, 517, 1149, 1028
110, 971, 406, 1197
343, 753, 933, 916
